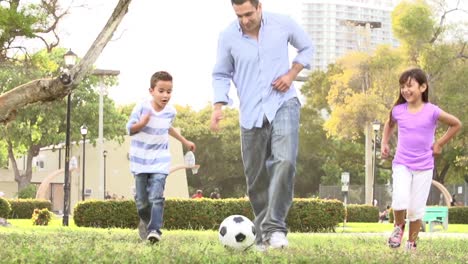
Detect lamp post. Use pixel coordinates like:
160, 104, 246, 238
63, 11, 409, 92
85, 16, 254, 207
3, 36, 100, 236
103, 150, 108, 199
61, 49, 77, 226
372, 120, 381, 207
80, 125, 88, 201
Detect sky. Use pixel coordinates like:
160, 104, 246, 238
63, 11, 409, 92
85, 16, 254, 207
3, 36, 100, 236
53, 0, 466, 110
57, 0, 299, 110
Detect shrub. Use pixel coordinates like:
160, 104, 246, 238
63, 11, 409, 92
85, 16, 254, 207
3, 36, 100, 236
0, 197, 12, 219
32, 208, 52, 226
449, 206, 468, 224
8, 199, 52, 219
346, 204, 379, 222
17, 184, 37, 199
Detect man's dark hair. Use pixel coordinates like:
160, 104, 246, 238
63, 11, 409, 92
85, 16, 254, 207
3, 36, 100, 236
150, 71, 172, 88
231, 0, 259, 8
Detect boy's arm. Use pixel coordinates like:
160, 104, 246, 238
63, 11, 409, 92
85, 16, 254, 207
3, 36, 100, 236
129, 114, 150, 135
381, 120, 395, 159
433, 110, 462, 155
169, 127, 196, 151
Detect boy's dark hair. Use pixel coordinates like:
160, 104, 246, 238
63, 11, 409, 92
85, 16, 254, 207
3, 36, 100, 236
231, 0, 259, 8
388, 68, 429, 126
150, 71, 172, 89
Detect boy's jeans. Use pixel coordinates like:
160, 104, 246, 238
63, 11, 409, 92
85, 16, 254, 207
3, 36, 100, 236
134, 173, 167, 235
240, 97, 300, 244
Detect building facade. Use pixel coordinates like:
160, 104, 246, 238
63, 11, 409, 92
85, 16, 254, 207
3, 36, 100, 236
301, 0, 398, 71
0, 134, 190, 213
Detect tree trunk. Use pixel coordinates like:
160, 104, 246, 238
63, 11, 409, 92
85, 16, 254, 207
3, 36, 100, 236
0, 0, 132, 123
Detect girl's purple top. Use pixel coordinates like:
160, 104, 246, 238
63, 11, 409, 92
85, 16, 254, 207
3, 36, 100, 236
392, 102, 441, 170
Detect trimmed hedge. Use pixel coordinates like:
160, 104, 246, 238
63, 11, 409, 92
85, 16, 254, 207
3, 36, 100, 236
73, 198, 345, 232
0, 197, 12, 218
345, 204, 379, 222
7, 199, 52, 219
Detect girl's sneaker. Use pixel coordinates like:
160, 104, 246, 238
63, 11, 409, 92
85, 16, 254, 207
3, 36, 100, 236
388, 224, 405, 248
405, 240, 417, 251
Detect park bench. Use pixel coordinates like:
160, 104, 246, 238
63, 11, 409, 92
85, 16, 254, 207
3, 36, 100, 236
421, 206, 448, 232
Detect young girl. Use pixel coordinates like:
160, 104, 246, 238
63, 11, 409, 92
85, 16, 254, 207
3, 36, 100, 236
381, 68, 461, 250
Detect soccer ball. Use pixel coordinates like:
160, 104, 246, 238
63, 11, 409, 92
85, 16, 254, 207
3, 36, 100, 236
218, 215, 256, 251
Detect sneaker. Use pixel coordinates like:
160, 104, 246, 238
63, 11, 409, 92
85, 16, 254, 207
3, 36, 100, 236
388, 224, 405, 248
147, 230, 161, 244
254, 243, 268, 252
138, 219, 148, 240
405, 240, 417, 251
268, 232, 288, 249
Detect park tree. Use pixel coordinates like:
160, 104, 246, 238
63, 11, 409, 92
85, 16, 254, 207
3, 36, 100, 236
1, 48, 127, 191
173, 104, 245, 198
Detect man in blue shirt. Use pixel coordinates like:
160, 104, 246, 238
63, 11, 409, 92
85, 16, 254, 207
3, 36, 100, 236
210, 0, 314, 250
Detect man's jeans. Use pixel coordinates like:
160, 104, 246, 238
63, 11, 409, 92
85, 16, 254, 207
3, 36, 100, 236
134, 173, 167, 235
240, 97, 300, 244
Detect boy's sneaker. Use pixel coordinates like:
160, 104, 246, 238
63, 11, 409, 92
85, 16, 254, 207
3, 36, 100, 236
147, 230, 161, 244
268, 232, 288, 249
405, 240, 417, 251
254, 243, 268, 252
388, 224, 405, 248
138, 219, 147, 240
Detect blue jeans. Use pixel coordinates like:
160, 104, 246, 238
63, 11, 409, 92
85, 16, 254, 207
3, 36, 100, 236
134, 173, 167, 235
240, 97, 300, 244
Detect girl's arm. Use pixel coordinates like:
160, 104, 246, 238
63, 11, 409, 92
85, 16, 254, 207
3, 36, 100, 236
433, 110, 462, 156
381, 120, 396, 159
169, 127, 196, 151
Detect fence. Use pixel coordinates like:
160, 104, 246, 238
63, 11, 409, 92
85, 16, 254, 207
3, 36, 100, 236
319, 182, 467, 211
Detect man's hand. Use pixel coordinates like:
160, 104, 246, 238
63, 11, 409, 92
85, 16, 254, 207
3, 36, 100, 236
210, 105, 224, 132
272, 73, 294, 92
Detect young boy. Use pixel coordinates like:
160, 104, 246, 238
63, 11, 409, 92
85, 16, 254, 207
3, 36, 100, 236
126, 71, 196, 243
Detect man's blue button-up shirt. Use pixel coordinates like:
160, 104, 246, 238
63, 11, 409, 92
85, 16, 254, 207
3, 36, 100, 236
212, 12, 314, 129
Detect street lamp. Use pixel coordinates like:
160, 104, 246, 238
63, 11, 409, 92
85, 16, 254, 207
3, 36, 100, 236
103, 150, 108, 199
372, 120, 381, 207
80, 124, 88, 201
60, 49, 77, 226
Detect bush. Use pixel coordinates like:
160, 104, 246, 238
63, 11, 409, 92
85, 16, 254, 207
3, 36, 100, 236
7, 199, 52, 219
449, 206, 468, 224
17, 184, 37, 199
73, 198, 345, 232
346, 204, 379, 222
0, 197, 12, 219
32, 208, 52, 226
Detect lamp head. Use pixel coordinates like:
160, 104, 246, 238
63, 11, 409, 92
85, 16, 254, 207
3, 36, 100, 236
372, 120, 381, 132
103, 150, 108, 157
63, 49, 77, 68
80, 124, 88, 136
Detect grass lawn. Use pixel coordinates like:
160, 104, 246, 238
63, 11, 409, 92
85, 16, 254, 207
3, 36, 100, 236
1, 217, 467, 263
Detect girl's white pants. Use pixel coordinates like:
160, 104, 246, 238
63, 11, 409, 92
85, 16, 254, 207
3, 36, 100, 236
391, 164, 433, 221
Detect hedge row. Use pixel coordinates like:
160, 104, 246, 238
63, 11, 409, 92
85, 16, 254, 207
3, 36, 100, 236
6, 199, 52, 219
74, 198, 345, 232
345, 204, 379, 222
388, 206, 468, 224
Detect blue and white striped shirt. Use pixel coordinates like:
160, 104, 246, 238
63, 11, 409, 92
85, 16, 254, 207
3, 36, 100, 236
212, 12, 314, 129
126, 100, 176, 175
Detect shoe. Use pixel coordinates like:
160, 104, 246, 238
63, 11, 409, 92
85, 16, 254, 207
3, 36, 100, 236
405, 240, 417, 251
138, 219, 147, 240
147, 230, 161, 244
268, 232, 288, 249
388, 224, 405, 248
254, 243, 268, 252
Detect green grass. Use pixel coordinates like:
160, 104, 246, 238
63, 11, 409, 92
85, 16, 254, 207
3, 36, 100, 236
337, 222, 468, 233
1, 217, 467, 263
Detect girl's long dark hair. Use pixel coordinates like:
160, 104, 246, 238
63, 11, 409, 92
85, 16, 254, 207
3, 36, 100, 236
388, 68, 429, 126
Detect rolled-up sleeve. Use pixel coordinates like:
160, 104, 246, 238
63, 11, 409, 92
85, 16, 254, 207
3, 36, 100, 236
287, 17, 314, 69
212, 33, 234, 105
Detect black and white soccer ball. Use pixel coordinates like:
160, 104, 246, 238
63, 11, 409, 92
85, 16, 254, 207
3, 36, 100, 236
218, 215, 256, 251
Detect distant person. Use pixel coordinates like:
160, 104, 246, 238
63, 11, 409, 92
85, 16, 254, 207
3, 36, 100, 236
127, 71, 196, 244
450, 194, 456, 206
379, 205, 391, 223
105, 191, 112, 200
210, 188, 221, 199
381, 68, 461, 250
210, 0, 314, 251
192, 190, 203, 199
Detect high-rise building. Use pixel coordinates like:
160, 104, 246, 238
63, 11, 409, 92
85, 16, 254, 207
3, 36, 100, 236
301, 0, 399, 71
